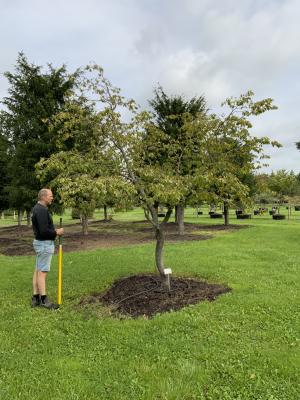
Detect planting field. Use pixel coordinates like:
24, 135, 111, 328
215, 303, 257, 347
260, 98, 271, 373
0, 209, 299, 399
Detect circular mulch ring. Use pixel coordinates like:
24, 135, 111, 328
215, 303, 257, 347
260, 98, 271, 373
79, 274, 231, 318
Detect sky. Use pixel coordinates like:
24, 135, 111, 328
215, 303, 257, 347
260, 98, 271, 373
1, 0, 299, 173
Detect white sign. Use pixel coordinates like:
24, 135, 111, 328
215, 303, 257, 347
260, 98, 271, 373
164, 268, 172, 275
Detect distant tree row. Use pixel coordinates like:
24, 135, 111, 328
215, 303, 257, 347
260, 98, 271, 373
254, 170, 300, 211
1, 54, 284, 283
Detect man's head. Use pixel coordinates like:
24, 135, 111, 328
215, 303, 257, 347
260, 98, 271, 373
38, 188, 54, 206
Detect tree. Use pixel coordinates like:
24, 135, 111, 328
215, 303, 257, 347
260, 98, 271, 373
36, 67, 281, 288
148, 86, 208, 234
0, 53, 75, 225
37, 65, 211, 286
268, 170, 298, 212
98, 178, 135, 221
0, 133, 10, 214
36, 96, 129, 234
197, 91, 280, 225
37, 150, 134, 235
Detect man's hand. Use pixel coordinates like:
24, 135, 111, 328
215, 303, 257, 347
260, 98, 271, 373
56, 228, 64, 236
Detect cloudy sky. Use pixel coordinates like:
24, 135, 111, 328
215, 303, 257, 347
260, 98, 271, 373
1, 0, 299, 172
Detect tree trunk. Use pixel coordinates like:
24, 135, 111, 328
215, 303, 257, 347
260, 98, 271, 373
1, 212, 4, 219
176, 204, 185, 235
144, 205, 173, 289
81, 215, 88, 235
155, 226, 168, 287
175, 205, 178, 223
26, 210, 31, 227
150, 206, 169, 288
223, 202, 229, 226
17, 209, 23, 226
104, 205, 108, 221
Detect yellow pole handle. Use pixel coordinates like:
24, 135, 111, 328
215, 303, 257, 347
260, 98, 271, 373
58, 244, 63, 305
57, 217, 63, 305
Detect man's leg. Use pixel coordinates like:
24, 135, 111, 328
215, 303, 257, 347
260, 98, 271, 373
32, 269, 39, 295
37, 271, 47, 296
32, 241, 42, 307
34, 243, 58, 309
38, 269, 59, 310
32, 269, 41, 307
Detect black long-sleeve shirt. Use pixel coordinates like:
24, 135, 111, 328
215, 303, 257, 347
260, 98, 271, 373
32, 203, 57, 240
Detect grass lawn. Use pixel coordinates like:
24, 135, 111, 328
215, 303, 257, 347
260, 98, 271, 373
0, 203, 299, 227
0, 211, 299, 399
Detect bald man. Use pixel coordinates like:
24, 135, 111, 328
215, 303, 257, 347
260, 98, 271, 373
31, 188, 64, 309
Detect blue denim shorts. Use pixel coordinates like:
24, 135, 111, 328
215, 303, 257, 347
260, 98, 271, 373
33, 240, 55, 272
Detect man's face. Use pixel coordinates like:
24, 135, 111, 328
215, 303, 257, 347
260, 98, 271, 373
44, 190, 54, 205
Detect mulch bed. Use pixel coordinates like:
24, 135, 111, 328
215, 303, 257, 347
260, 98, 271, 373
79, 274, 231, 318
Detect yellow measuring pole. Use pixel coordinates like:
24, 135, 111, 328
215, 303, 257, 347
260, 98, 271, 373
57, 218, 63, 305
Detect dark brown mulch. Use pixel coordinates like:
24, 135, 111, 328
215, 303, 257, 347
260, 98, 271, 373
0, 220, 248, 256
191, 223, 250, 231
2, 242, 33, 256
137, 221, 249, 233
79, 274, 231, 318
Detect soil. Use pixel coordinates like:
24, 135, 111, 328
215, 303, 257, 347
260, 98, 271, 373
79, 274, 231, 318
0, 220, 247, 256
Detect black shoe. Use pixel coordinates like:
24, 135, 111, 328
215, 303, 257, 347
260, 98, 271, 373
40, 296, 59, 310
31, 295, 41, 307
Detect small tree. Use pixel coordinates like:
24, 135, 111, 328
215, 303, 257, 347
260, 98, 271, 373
253, 173, 275, 206
38, 151, 104, 234
98, 178, 135, 221
38, 67, 282, 287
268, 170, 298, 212
36, 98, 132, 234
193, 91, 281, 225
38, 65, 212, 285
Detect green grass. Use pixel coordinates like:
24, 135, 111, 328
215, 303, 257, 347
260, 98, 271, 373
1, 203, 300, 228
0, 212, 299, 399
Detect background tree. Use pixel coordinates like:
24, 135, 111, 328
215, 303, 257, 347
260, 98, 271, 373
198, 91, 280, 225
0, 133, 10, 215
99, 178, 135, 221
295, 173, 300, 196
148, 86, 208, 234
38, 150, 134, 235
253, 173, 275, 206
268, 170, 298, 212
36, 95, 135, 234
0, 53, 75, 225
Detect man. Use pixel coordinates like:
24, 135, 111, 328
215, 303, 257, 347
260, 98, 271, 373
31, 188, 64, 309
